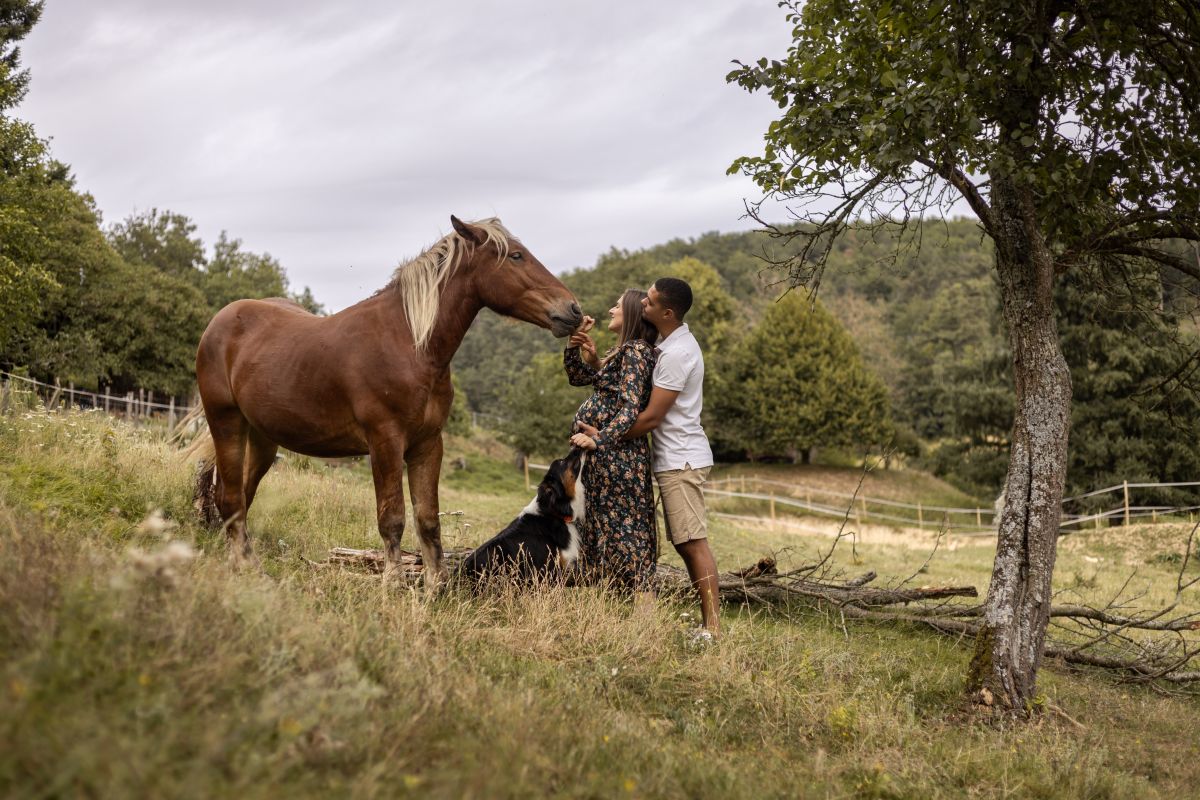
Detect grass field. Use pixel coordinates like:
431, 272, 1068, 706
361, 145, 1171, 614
2, 403, 1199, 798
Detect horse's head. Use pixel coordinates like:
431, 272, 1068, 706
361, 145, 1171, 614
452, 215, 582, 337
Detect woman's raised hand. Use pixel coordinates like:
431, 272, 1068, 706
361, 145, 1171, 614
569, 316, 599, 367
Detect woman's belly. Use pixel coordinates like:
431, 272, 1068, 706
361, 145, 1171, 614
574, 394, 612, 429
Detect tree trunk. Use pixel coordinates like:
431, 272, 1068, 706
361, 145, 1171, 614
966, 175, 1072, 712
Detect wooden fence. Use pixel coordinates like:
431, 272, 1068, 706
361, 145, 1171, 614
525, 459, 1200, 535
7, 369, 1196, 534
0, 370, 194, 430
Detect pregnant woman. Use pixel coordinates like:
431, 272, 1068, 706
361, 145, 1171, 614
563, 289, 658, 591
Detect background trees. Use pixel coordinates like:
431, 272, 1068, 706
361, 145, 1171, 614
498, 353, 590, 458
710, 291, 892, 463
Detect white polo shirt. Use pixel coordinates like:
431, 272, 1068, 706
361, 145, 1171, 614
651, 323, 713, 473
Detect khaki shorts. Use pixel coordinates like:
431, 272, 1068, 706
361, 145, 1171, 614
655, 465, 711, 545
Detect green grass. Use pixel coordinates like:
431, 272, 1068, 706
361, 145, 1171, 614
1, 407, 1198, 798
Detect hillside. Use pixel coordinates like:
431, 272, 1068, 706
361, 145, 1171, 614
453, 220, 1200, 504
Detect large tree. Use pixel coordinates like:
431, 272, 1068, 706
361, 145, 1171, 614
0, 0, 41, 112
730, 0, 1200, 712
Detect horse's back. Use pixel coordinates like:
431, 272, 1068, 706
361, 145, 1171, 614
200, 298, 317, 351
196, 298, 378, 455
197, 299, 323, 398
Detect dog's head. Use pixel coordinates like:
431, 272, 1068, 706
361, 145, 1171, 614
535, 447, 587, 522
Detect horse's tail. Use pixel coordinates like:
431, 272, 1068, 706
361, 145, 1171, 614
181, 421, 223, 528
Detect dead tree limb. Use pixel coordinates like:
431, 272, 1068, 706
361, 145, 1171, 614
321, 538, 1199, 687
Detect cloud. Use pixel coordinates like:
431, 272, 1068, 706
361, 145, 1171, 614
18, 1, 794, 310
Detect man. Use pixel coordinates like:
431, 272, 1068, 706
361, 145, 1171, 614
576, 277, 720, 636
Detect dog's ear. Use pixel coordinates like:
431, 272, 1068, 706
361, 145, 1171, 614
540, 474, 575, 520
536, 480, 555, 512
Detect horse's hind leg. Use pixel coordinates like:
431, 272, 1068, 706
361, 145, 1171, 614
407, 435, 446, 590
243, 427, 279, 510
209, 409, 255, 567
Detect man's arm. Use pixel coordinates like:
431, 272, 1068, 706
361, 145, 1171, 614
624, 386, 679, 440
573, 387, 678, 446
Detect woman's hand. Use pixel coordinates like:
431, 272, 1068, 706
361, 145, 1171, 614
570, 432, 598, 451
569, 327, 599, 367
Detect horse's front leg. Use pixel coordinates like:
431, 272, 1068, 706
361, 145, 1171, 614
367, 427, 408, 583
406, 434, 446, 590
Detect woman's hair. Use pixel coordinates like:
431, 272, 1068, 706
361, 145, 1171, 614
603, 289, 658, 366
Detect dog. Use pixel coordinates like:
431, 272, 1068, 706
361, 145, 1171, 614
458, 447, 587, 585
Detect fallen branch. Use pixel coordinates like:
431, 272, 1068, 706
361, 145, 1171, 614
323, 548, 976, 606
321, 541, 1199, 686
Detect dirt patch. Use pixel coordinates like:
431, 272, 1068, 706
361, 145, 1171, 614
718, 513, 993, 552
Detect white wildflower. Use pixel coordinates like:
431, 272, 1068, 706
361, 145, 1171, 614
127, 540, 196, 588
136, 509, 177, 539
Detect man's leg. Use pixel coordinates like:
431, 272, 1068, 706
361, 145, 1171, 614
657, 466, 720, 635
675, 538, 720, 634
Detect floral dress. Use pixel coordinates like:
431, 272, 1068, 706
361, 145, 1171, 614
564, 340, 657, 591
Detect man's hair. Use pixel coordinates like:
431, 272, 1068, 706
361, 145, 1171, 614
653, 277, 693, 320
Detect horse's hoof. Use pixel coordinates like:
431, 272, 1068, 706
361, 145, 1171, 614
229, 549, 261, 572
382, 561, 404, 586
422, 568, 448, 595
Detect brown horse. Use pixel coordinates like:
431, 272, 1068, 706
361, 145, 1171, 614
195, 216, 582, 581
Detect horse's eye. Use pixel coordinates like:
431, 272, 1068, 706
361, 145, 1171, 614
509, 251, 524, 261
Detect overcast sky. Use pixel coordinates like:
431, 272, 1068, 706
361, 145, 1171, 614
16, 1, 795, 312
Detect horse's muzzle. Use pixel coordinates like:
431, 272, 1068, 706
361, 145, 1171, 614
548, 301, 584, 337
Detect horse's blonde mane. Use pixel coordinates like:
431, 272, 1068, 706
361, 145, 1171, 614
389, 218, 513, 351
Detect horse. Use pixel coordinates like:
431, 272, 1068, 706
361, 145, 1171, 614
195, 215, 582, 583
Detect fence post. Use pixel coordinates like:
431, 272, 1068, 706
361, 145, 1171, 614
523, 455, 530, 490
976, 507, 982, 526
740, 475, 746, 493
1123, 480, 1130, 527
139, 388, 145, 418
126, 391, 133, 417
917, 502, 923, 528
104, 386, 110, 413
68, 381, 75, 409
0, 377, 8, 414
49, 377, 62, 410
147, 390, 154, 418
168, 396, 176, 431
1152, 508, 1157, 523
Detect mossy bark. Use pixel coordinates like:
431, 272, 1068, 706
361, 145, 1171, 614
966, 173, 1072, 713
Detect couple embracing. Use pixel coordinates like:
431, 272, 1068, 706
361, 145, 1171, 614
563, 277, 720, 636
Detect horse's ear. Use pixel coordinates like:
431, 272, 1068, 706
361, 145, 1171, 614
451, 215, 485, 246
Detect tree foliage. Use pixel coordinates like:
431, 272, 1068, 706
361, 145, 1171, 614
711, 291, 892, 461
0, 117, 58, 353
497, 352, 589, 458
0, 0, 41, 112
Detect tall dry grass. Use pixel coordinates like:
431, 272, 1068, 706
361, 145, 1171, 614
1, 403, 1198, 798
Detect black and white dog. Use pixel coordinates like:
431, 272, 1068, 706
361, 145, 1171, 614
458, 447, 587, 585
